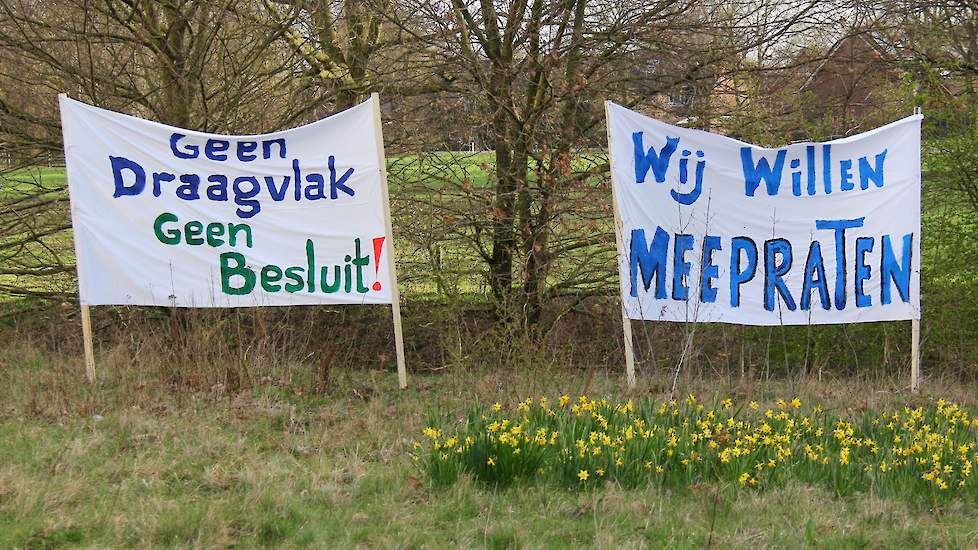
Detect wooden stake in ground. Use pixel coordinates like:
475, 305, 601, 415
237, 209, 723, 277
60, 93, 96, 383
80, 304, 96, 382
604, 100, 637, 389
911, 105, 922, 393
911, 319, 920, 392
371, 93, 408, 389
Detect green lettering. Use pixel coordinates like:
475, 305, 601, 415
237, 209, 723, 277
321, 265, 341, 293
220, 252, 255, 295
228, 223, 252, 248
351, 237, 370, 293
153, 212, 180, 245
205, 222, 225, 247
306, 239, 316, 292
261, 264, 283, 292
185, 221, 204, 245
284, 267, 304, 293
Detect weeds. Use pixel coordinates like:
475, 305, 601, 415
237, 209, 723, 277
3, 356, 978, 546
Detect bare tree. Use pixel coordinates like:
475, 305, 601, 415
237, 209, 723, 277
0, 0, 312, 298
386, 0, 838, 327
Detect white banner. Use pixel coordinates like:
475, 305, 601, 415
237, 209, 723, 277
608, 102, 921, 325
61, 95, 396, 307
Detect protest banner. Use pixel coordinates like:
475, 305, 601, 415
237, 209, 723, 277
60, 93, 407, 387
606, 101, 922, 387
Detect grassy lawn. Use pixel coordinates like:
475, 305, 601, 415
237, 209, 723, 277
2, 350, 978, 548
3, 162, 978, 547
0, 166, 66, 198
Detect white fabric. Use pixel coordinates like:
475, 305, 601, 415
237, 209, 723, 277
61, 95, 394, 306
608, 102, 921, 325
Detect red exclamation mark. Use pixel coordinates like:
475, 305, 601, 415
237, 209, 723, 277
371, 236, 385, 291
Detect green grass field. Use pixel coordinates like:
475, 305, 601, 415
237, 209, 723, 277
0, 166, 66, 197
5, 161, 978, 547
2, 346, 978, 548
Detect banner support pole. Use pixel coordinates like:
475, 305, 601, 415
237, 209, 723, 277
61, 93, 96, 384
604, 101, 637, 389
371, 93, 407, 389
911, 105, 922, 393
911, 319, 920, 393
81, 304, 96, 382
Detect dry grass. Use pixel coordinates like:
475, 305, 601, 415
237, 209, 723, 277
2, 325, 978, 547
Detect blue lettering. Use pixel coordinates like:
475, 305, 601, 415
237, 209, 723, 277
741, 147, 786, 196
790, 158, 802, 196
206, 174, 229, 201
801, 241, 830, 310
700, 235, 721, 303
822, 144, 832, 194
329, 156, 355, 199
881, 233, 912, 304
265, 175, 291, 201
205, 139, 230, 161
859, 149, 887, 189
237, 141, 258, 162
176, 174, 200, 200
152, 171, 175, 197
629, 227, 669, 298
169, 133, 198, 159
815, 217, 864, 310
633, 132, 679, 184
263, 138, 287, 160
671, 151, 705, 205
855, 237, 874, 307
109, 156, 145, 198
729, 237, 757, 307
672, 234, 694, 300
840, 159, 854, 191
232, 176, 261, 218
806, 145, 816, 195
305, 173, 326, 200
764, 238, 796, 311
292, 159, 302, 201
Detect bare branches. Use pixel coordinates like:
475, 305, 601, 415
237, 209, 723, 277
0, 0, 927, 319
0, 0, 319, 300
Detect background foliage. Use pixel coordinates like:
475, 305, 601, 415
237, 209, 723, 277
2, 0, 978, 386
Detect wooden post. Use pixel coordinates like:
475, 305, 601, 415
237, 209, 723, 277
80, 304, 96, 382
371, 93, 408, 389
604, 101, 637, 388
60, 94, 96, 383
911, 319, 920, 393
911, 105, 922, 393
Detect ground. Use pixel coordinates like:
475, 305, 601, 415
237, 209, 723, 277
1, 356, 977, 548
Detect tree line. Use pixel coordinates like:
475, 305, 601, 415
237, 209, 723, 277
1, 0, 976, 334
